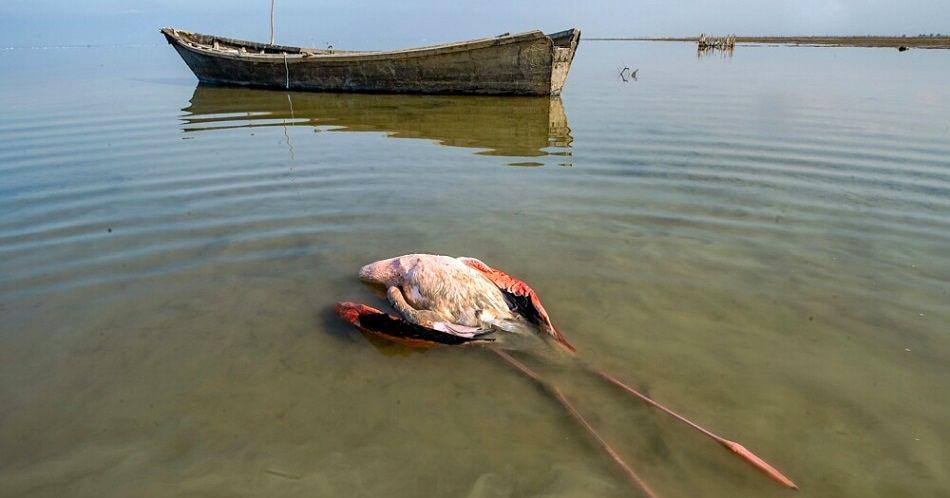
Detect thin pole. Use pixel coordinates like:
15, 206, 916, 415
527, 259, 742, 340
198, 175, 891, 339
491, 349, 659, 498
270, 0, 276, 45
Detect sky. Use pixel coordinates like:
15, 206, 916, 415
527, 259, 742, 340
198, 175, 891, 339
1, 0, 948, 48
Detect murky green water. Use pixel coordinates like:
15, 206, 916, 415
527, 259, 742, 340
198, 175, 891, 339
1, 42, 948, 497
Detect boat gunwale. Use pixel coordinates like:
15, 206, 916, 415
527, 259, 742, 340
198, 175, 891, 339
160, 27, 566, 63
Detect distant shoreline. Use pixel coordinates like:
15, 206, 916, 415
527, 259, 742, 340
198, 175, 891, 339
586, 36, 950, 49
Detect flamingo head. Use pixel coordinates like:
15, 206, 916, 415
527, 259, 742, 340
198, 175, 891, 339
358, 257, 404, 286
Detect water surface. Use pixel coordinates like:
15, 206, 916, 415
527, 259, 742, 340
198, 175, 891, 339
1, 42, 948, 497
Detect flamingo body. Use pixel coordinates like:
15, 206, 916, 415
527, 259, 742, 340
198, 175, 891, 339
358, 254, 514, 334
354, 254, 574, 350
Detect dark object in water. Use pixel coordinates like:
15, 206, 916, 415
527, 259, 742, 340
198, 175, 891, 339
898, 46, 909, 51
619, 67, 638, 82
160, 27, 580, 96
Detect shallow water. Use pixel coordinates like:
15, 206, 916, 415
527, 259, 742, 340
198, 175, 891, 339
1, 42, 948, 498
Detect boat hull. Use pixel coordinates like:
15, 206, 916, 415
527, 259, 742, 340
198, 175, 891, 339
161, 28, 580, 96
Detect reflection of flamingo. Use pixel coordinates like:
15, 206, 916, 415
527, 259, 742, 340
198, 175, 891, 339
337, 254, 797, 495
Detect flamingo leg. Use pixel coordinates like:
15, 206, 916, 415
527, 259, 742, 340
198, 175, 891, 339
491, 349, 660, 498
586, 365, 798, 490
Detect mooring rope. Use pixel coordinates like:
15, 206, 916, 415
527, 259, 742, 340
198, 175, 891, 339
283, 53, 290, 89
284, 93, 296, 161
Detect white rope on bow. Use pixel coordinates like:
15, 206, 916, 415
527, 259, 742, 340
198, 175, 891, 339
283, 53, 290, 89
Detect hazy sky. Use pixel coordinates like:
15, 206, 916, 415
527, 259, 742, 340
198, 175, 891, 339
1, 0, 948, 48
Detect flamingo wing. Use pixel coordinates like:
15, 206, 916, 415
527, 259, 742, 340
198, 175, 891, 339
385, 285, 493, 339
336, 302, 493, 348
458, 257, 576, 352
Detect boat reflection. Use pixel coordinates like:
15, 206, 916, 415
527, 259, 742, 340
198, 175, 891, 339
181, 86, 572, 161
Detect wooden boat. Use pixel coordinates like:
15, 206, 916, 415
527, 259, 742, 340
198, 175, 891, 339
160, 27, 580, 96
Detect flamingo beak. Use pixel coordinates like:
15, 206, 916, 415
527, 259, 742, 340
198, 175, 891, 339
336, 301, 384, 325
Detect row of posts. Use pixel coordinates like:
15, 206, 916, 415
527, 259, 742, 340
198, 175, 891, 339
697, 33, 736, 49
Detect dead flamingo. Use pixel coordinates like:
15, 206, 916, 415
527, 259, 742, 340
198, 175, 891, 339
337, 254, 798, 493
350, 254, 573, 347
